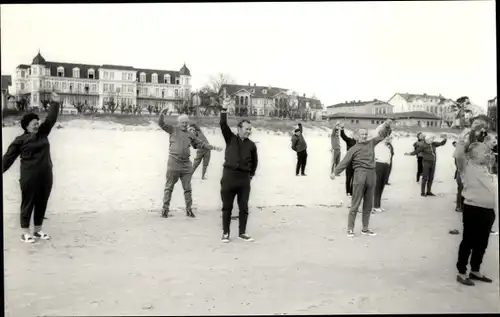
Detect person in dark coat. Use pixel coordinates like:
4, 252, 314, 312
414, 132, 425, 182
385, 135, 394, 185
291, 123, 307, 176
2, 92, 61, 243
338, 123, 357, 196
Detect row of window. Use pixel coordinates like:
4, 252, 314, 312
375, 108, 388, 114
16, 81, 98, 93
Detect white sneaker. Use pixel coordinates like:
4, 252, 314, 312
372, 208, 383, 213
33, 231, 51, 240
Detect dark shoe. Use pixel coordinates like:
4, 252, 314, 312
238, 234, 254, 242
44, 216, 48, 220
469, 273, 493, 283
421, 193, 426, 197
222, 233, 230, 243
33, 231, 51, 240
301, 174, 307, 176
457, 275, 475, 286
161, 209, 169, 218
186, 210, 195, 218
361, 229, 377, 236
455, 207, 463, 213
385, 183, 391, 186
426, 192, 436, 196
231, 215, 239, 220
449, 229, 460, 235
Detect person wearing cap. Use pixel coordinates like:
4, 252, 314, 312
291, 123, 307, 176
158, 110, 222, 218
2, 92, 61, 243
188, 123, 212, 180
331, 120, 393, 237
219, 104, 258, 243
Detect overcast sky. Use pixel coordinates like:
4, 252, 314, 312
1, 2, 496, 107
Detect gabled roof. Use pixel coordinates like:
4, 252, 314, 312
297, 96, 322, 109
221, 84, 289, 98
327, 100, 374, 108
179, 63, 191, 76
389, 92, 446, 102
32, 52, 47, 65
1, 75, 12, 90
17, 64, 30, 69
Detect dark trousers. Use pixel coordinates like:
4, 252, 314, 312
348, 169, 376, 230
331, 149, 341, 173
456, 172, 464, 210
221, 169, 251, 235
192, 150, 211, 178
386, 160, 392, 184
456, 204, 495, 274
421, 160, 436, 194
345, 163, 354, 195
162, 169, 193, 211
416, 156, 423, 182
296, 150, 307, 175
374, 162, 390, 208
20, 170, 53, 229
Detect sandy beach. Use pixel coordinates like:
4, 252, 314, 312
2, 121, 499, 316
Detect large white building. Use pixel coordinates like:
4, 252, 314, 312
15, 52, 192, 111
325, 99, 393, 116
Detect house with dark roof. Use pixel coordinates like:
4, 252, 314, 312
219, 83, 323, 119
326, 111, 442, 129
15, 52, 192, 113
326, 99, 393, 117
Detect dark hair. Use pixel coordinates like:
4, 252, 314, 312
20, 113, 39, 132
237, 120, 251, 128
294, 128, 300, 133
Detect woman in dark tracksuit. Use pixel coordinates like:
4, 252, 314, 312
2, 92, 61, 243
188, 124, 212, 180
340, 125, 357, 196
414, 132, 425, 182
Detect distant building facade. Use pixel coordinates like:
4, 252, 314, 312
325, 99, 393, 117
1, 75, 12, 109
220, 83, 323, 119
14, 52, 191, 112
326, 111, 441, 129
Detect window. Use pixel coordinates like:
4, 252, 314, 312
175, 89, 179, 97
127, 73, 133, 81
371, 120, 375, 124
263, 89, 267, 95
104, 71, 109, 79
164, 74, 170, 84
104, 84, 109, 92
91, 84, 97, 92
122, 73, 127, 81
21, 70, 25, 78
176, 79, 179, 85
73, 68, 80, 78
88, 69, 95, 79
351, 120, 354, 123
20, 82, 25, 90
356, 120, 359, 124
32, 67, 38, 76
186, 78, 190, 85
156, 88, 160, 96
110, 72, 114, 80
161, 90, 165, 99
54, 82, 59, 90
116, 86, 121, 93
57, 67, 64, 77
128, 85, 133, 93
244, 96, 249, 105
45, 68, 51, 76
152, 73, 158, 84
47, 81, 52, 89
140, 73, 146, 82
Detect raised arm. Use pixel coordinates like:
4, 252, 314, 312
334, 146, 356, 176
432, 138, 447, 148
250, 143, 258, 178
454, 129, 470, 173
369, 121, 392, 146
158, 109, 174, 134
37, 98, 61, 136
220, 108, 234, 144
298, 123, 303, 134
2, 137, 22, 173
340, 128, 354, 144
190, 135, 217, 151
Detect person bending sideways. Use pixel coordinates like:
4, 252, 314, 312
219, 106, 258, 243
405, 134, 447, 196
454, 136, 496, 286
291, 123, 307, 176
2, 92, 61, 243
331, 120, 393, 237
188, 124, 212, 180
158, 110, 222, 218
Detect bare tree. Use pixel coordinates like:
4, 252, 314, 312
209, 72, 235, 94
451, 96, 471, 129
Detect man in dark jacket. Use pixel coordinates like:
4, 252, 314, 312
219, 105, 258, 243
414, 132, 425, 182
291, 123, 307, 176
405, 134, 447, 196
338, 123, 357, 196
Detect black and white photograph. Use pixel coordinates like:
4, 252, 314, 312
1, 1, 498, 315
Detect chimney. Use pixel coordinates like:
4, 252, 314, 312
254, 83, 256, 87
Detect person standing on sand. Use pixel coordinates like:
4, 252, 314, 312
330, 121, 341, 174
331, 120, 393, 237
2, 92, 61, 243
414, 132, 425, 182
372, 136, 394, 213
454, 138, 496, 286
404, 134, 447, 196
385, 136, 394, 185
159, 110, 222, 218
188, 124, 212, 180
339, 123, 357, 197
291, 123, 307, 176
219, 105, 258, 243
452, 141, 464, 213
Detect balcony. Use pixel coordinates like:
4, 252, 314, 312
136, 94, 182, 101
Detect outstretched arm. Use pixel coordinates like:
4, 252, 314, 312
2, 137, 22, 173
369, 121, 392, 146
158, 109, 174, 133
37, 94, 61, 136
190, 136, 220, 151
432, 138, 447, 148
298, 123, 303, 134
220, 108, 234, 144
340, 128, 354, 144
334, 146, 356, 176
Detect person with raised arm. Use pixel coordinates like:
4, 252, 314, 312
158, 110, 222, 218
404, 134, 447, 196
219, 104, 258, 243
330, 121, 342, 175
2, 92, 61, 243
372, 136, 394, 213
413, 132, 425, 182
188, 123, 212, 180
291, 123, 307, 176
338, 122, 357, 197
331, 120, 393, 237
385, 135, 394, 185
